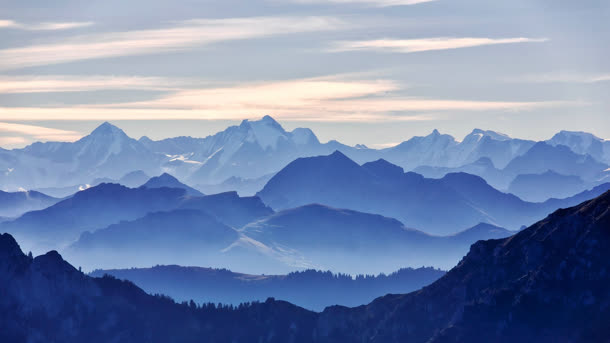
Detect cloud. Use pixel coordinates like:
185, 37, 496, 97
0, 136, 28, 146
0, 122, 83, 143
286, 0, 436, 7
0, 19, 93, 31
331, 37, 548, 54
0, 75, 576, 123
0, 16, 344, 70
507, 72, 610, 84
0, 75, 193, 93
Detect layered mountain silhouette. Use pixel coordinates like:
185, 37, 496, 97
65, 209, 240, 270
2, 190, 609, 342
0, 190, 59, 218
63, 200, 513, 274
508, 170, 587, 202
257, 151, 610, 234
140, 172, 204, 196
240, 204, 513, 272
90, 266, 445, 312
1, 117, 607, 203
0, 183, 188, 254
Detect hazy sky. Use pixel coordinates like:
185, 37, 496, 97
0, 0, 609, 148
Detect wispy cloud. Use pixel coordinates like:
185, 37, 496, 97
331, 37, 548, 53
287, 0, 436, 7
0, 122, 83, 144
0, 19, 93, 31
0, 16, 344, 70
0, 75, 575, 123
0, 75, 194, 93
507, 72, 610, 84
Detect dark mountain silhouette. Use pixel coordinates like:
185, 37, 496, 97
0, 190, 59, 218
2, 190, 610, 341
0, 232, 317, 343
90, 266, 445, 312
318, 190, 610, 342
140, 172, 204, 196
257, 152, 610, 234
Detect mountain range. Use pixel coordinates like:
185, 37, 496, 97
1, 116, 608, 203
257, 151, 610, 234
90, 266, 445, 312
2, 189, 609, 342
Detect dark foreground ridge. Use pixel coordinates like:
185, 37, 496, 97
2, 191, 610, 342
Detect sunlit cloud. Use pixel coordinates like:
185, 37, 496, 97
287, 0, 436, 7
331, 37, 548, 54
507, 72, 610, 84
0, 76, 576, 123
0, 136, 28, 146
0, 16, 344, 70
0, 122, 83, 143
0, 75, 195, 93
0, 19, 93, 31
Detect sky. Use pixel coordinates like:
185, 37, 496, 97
0, 0, 609, 148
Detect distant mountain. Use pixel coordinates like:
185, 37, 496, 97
179, 191, 273, 228
141, 173, 203, 196
1, 118, 606, 200
379, 128, 535, 170
547, 130, 610, 164
2, 191, 610, 341
195, 173, 274, 196
0, 183, 187, 254
65, 209, 240, 270
414, 157, 510, 189
0, 122, 163, 190
503, 142, 609, 181
507, 170, 587, 202
257, 152, 606, 234
141, 116, 333, 185
240, 204, 514, 273
257, 152, 497, 235
0, 190, 59, 218
90, 266, 445, 312
34, 170, 151, 198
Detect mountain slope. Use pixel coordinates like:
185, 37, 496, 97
0, 190, 59, 218
547, 130, 610, 164
318, 190, 610, 342
140, 173, 204, 196
0, 183, 187, 254
503, 142, 608, 181
241, 204, 514, 273
65, 209, 240, 270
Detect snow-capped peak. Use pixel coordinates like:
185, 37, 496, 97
466, 129, 511, 142
240, 116, 288, 150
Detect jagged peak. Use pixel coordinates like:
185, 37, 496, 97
90, 121, 125, 136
